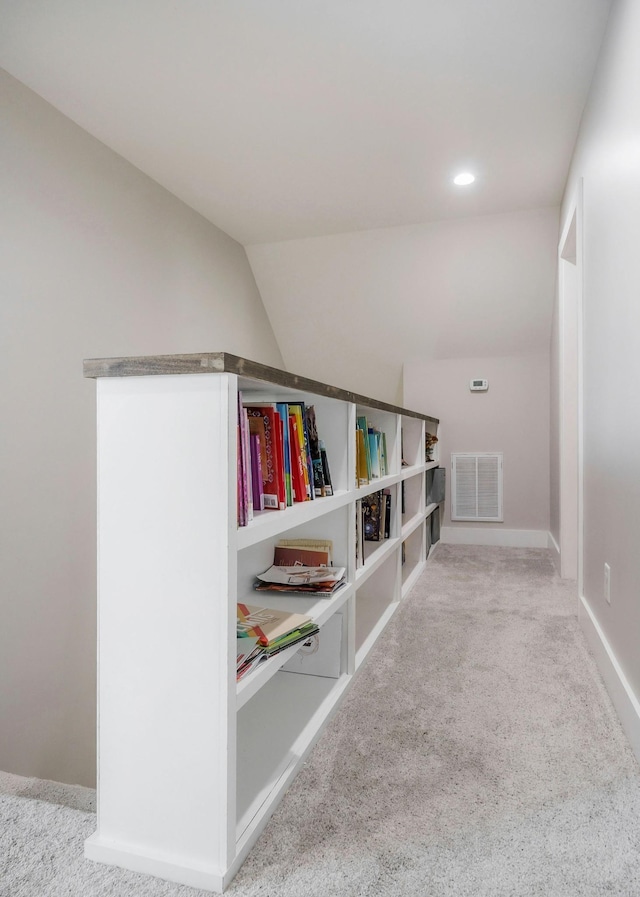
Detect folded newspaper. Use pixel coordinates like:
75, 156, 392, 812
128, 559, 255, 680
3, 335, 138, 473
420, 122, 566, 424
257, 565, 345, 585
254, 565, 347, 594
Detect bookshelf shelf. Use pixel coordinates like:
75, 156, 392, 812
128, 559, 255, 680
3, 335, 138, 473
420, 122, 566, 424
83, 352, 438, 893
355, 473, 399, 497
236, 489, 353, 549
401, 510, 425, 540
355, 537, 401, 585
400, 461, 428, 480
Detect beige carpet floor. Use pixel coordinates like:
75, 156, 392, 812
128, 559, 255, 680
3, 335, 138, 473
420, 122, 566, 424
2, 544, 640, 896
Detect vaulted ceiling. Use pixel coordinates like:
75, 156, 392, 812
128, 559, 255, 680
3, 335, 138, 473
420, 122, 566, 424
0, 0, 611, 246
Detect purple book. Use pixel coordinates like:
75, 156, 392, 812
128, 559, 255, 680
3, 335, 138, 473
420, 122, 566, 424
250, 434, 265, 512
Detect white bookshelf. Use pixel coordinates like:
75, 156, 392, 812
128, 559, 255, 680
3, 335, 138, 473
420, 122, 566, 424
83, 352, 439, 892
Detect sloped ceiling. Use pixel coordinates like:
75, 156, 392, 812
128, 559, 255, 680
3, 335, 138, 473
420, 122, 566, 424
0, 0, 610, 245
0, 1, 611, 402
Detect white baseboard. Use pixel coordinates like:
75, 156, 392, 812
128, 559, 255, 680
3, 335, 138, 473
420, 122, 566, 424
579, 594, 640, 764
440, 527, 551, 549
548, 531, 561, 571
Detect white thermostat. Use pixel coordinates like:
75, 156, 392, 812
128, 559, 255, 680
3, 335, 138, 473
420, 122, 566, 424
470, 379, 488, 391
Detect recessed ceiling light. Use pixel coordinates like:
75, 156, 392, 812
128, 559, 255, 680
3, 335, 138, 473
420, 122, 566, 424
453, 172, 475, 186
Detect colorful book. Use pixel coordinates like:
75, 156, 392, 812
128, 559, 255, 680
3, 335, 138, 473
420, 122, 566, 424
356, 428, 369, 486
237, 420, 244, 527
289, 404, 312, 499
248, 416, 269, 483
288, 413, 308, 502
250, 433, 265, 512
304, 405, 326, 497
362, 490, 383, 541
357, 416, 372, 481
245, 406, 286, 510
368, 430, 381, 478
276, 403, 293, 506
237, 392, 253, 526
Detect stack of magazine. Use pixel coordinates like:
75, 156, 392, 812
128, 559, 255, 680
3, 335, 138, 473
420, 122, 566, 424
236, 602, 319, 681
253, 538, 346, 597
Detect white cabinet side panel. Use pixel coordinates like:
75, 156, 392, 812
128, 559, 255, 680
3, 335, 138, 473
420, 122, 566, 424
96, 374, 234, 872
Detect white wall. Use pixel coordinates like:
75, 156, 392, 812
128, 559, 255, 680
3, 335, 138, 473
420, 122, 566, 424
0, 70, 284, 787
561, 0, 640, 709
248, 207, 559, 407
404, 354, 550, 537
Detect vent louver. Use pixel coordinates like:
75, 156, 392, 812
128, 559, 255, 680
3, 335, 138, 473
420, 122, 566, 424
451, 453, 503, 522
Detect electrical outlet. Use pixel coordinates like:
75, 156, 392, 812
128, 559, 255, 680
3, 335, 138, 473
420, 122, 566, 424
604, 562, 611, 605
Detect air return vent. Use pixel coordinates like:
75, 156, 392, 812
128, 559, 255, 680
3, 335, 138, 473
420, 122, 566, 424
451, 453, 503, 522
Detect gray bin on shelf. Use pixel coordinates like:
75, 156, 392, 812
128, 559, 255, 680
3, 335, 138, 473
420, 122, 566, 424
427, 467, 446, 505
430, 506, 441, 545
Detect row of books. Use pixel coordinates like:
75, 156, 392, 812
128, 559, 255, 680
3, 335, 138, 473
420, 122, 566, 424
355, 490, 391, 568
237, 394, 333, 527
356, 416, 388, 486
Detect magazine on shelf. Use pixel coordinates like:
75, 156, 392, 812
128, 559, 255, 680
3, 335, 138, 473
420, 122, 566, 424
236, 635, 265, 681
254, 566, 345, 596
237, 602, 319, 656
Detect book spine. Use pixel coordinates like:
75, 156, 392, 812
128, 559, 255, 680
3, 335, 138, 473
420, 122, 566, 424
356, 428, 369, 486
288, 415, 308, 502
291, 404, 312, 499
305, 405, 326, 497
237, 421, 245, 527
250, 434, 265, 512
242, 408, 254, 522
271, 413, 287, 510
368, 431, 380, 478
276, 403, 293, 506
245, 407, 280, 510
319, 440, 333, 496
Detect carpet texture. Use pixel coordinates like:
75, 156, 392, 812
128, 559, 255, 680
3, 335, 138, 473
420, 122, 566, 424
2, 545, 639, 896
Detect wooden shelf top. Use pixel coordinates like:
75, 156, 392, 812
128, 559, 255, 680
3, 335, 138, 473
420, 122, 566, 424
83, 352, 439, 423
